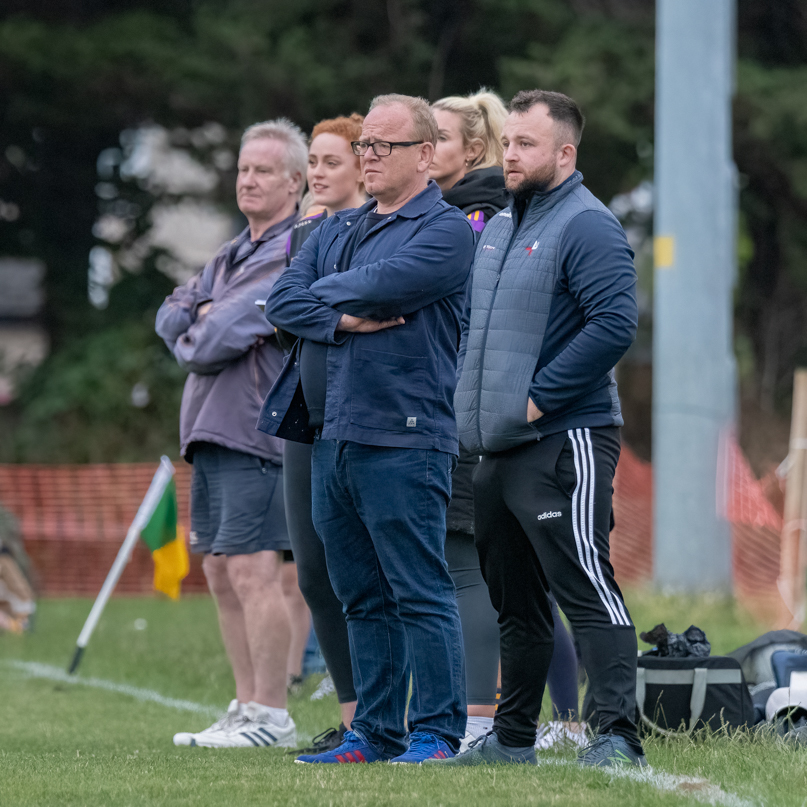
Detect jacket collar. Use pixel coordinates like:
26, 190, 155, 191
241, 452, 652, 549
510, 170, 583, 228
247, 209, 300, 244
334, 179, 442, 224
230, 209, 300, 250
442, 167, 507, 213
224, 210, 299, 274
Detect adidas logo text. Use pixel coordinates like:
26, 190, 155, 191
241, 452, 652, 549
537, 511, 562, 521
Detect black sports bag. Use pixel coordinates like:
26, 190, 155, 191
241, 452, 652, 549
635, 656, 755, 734
584, 655, 755, 735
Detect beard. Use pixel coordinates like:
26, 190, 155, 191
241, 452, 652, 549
506, 163, 558, 205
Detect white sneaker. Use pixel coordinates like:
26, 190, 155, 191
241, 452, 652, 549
192, 701, 297, 748
460, 716, 495, 752
535, 721, 588, 750
459, 730, 478, 753
173, 699, 244, 746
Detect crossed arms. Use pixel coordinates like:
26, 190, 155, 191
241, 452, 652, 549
265, 215, 474, 344
156, 259, 279, 375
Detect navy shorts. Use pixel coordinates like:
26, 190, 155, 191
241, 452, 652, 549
189, 443, 290, 556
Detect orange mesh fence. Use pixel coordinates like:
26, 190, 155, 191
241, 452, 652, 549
610, 446, 654, 586
0, 463, 207, 596
723, 438, 785, 622
0, 440, 787, 619
610, 441, 786, 623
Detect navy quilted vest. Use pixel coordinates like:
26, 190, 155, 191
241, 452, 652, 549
455, 171, 617, 454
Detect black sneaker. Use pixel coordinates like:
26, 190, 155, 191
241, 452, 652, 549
290, 723, 347, 755
288, 674, 305, 695
577, 733, 647, 768
423, 732, 536, 767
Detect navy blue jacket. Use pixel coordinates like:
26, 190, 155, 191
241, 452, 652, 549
257, 181, 475, 454
527, 209, 637, 433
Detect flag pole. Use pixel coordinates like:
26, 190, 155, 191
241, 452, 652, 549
68, 456, 176, 674
777, 370, 807, 630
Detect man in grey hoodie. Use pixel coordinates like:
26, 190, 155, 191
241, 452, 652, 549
156, 119, 306, 749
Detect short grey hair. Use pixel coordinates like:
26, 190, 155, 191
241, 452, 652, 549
368, 94, 438, 146
241, 118, 308, 196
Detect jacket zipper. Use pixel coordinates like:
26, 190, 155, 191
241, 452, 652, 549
251, 348, 262, 402
473, 225, 520, 449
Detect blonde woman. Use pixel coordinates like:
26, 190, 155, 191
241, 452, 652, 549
430, 89, 508, 231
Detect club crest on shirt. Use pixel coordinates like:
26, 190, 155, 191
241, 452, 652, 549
526, 241, 540, 255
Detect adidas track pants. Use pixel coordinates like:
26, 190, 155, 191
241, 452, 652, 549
473, 426, 642, 751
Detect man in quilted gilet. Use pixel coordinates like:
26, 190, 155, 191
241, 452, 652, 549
431, 90, 645, 768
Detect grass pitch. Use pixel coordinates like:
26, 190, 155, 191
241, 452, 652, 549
1, 592, 805, 807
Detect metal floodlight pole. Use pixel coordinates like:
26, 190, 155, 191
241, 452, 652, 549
653, 0, 737, 590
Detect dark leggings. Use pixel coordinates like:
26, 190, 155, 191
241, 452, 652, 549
282, 440, 356, 704
547, 603, 580, 721
445, 529, 578, 719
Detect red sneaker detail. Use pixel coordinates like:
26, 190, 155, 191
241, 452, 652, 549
336, 754, 346, 763
354, 750, 367, 763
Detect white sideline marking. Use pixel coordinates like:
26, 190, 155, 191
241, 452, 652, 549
5, 660, 222, 719
540, 758, 756, 807
604, 766, 756, 807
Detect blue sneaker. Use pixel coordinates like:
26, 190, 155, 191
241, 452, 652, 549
295, 730, 386, 764
389, 732, 455, 764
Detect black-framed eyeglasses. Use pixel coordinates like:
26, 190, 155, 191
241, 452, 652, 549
351, 140, 424, 157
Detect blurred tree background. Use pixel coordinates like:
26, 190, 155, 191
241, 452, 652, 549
0, 0, 805, 467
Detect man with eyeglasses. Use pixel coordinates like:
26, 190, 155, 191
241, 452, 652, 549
260, 94, 474, 764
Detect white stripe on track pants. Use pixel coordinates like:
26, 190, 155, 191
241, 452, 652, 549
473, 425, 643, 752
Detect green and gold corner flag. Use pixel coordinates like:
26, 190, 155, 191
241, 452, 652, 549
139, 478, 189, 599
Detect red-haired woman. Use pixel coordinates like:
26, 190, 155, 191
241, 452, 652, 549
281, 114, 365, 754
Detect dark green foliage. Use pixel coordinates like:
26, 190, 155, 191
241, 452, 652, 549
501, 14, 655, 198
1, 320, 185, 463
1, 0, 806, 461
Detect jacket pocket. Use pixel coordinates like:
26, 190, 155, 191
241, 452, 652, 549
349, 348, 428, 433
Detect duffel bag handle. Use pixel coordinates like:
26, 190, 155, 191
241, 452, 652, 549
689, 668, 708, 732
636, 666, 739, 735
636, 667, 680, 737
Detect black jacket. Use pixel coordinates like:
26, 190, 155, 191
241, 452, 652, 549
442, 166, 509, 223
442, 167, 507, 533
275, 210, 329, 352
288, 210, 327, 262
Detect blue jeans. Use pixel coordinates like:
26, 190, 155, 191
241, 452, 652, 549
311, 439, 466, 756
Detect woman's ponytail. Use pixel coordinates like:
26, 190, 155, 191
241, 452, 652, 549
432, 88, 508, 170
